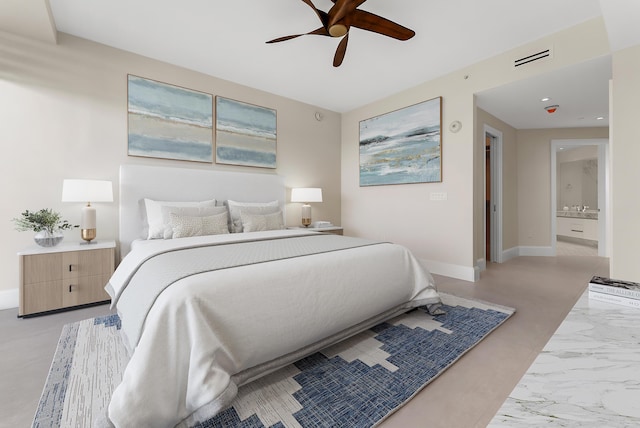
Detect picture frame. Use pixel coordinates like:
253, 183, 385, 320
127, 75, 213, 163
215, 96, 277, 169
359, 97, 442, 186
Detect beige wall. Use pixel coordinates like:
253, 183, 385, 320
516, 128, 608, 248
0, 31, 342, 307
474, 108, 518, 264
2, 16, 631, 307
610, 44, 640, 282
341, 18, 610, 280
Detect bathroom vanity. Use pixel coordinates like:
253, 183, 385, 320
556, 211, 598, 241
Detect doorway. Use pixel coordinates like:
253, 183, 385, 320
484, 125, 503, 264
551, 139, 608, 257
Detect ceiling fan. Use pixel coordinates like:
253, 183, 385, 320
266, 0, 415, 67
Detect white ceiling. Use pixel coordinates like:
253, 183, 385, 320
46, 0, 604, 114
476, 55, 612, 129
3, 1, 640, 128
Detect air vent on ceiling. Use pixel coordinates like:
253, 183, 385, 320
513, 48, 552, 68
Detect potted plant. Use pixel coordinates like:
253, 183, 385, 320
12, 208, 78, 247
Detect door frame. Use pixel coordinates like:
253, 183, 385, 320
550, 138, 609, 256
484, 125, 503, 263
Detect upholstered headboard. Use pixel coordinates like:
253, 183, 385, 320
119, 164, 285, 258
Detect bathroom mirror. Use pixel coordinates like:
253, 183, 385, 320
557, 146, 598, 211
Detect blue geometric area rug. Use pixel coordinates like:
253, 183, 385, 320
33, 293, 514, 428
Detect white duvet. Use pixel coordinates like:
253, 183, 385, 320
102, 230, 440, 427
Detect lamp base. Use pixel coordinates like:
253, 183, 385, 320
81, 228, 96, 243
301, 204, 312, 227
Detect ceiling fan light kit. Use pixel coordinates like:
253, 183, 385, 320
267, 0, 415, 67
329, 24, 348, 37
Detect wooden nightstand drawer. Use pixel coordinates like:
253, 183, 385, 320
63, 248, 114, 279
22, 280, 64, 315
62, 273, 112, 308
23, 253, 63, 284
18, 241, 116, 317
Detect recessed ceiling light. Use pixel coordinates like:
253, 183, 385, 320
596, 116, 605, 120
541, 97, 551, 102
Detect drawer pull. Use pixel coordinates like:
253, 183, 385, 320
69, 284, 72, 292
69, 264, 73, 272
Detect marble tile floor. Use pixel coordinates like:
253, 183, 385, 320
490, 290, 640, 426
0, 255, 609, 428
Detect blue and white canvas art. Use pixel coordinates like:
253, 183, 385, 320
127, 75, 213, 163
216, 96, 277, 169
359, 97, 442, 186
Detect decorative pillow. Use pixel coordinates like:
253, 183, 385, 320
240, 210, 285, 233
144, 198, 216, 239
161, 205, 228, 239
226, 200, 280, 233
169, 212, 229, 239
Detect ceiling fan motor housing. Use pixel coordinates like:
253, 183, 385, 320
266, 0, 415, 67
329, 24, 349, 37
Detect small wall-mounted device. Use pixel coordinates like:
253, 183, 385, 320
311, 221, 333, 228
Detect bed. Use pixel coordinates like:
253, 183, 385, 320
102, 164, 441, 428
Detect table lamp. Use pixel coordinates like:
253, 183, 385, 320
62, 179, 113, 243
291, 188, 322, 227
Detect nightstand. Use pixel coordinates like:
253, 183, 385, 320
18, 240, 115, 317
288, 226, 344, 235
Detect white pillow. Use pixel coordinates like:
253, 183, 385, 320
241, 210, 285, 232
161, 205, 228, 239
144, 198, 216, 239
169, 212, 229, 238
226, 200, 280, 233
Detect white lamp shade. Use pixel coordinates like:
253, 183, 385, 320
291, 188, 323, 203
62, 179, 113, 203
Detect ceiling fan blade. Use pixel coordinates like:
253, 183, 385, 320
266, 27, 329, 44
351, 9, 415, 40
300, 0, 329, 27
327, 0, 368, 28
333, 33, 349, 67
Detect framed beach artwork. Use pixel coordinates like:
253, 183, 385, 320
215, 96, 277, 169
359, 97, 442, 186
127, 75, 213, 163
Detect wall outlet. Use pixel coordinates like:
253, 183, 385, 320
430, 192, 448, 201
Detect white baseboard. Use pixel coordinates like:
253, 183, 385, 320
418, 258, 477, 282
0, 288, 19, 310
518, 246, 554, 257
474, 258, 487, 281
501, 247, 520, 262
